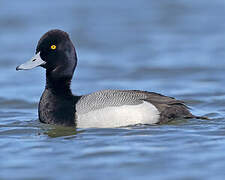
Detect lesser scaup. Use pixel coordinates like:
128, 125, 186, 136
16, 29, 199, 128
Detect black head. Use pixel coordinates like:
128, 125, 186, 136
17, 29, 77, 79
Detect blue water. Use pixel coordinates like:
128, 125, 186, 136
1, 0, 225, 179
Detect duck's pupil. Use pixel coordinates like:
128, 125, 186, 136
32, 59, 36, 62
51, 45, 56, 50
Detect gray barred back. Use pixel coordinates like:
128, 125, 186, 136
76, 90, 147, 114
75, 89, 179, 114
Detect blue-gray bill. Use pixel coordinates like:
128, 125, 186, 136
16, 52, 46, 71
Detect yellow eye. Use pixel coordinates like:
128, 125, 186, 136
50, 45, 56, 50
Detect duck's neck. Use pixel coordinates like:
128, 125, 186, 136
38, 72, 78, 126
46, 72, 73, 96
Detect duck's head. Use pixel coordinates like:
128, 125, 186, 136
16, 29, 77, 79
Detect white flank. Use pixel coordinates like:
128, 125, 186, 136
76, 101, 160, 128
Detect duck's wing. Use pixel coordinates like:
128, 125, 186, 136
133, 90, 195, 123
76, 89, 194, 123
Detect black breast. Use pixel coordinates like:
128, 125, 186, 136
38, 88, 77, 126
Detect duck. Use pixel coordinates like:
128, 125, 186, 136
16, 29, 198, 128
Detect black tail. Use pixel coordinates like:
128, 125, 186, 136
186, 115, 209, 120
